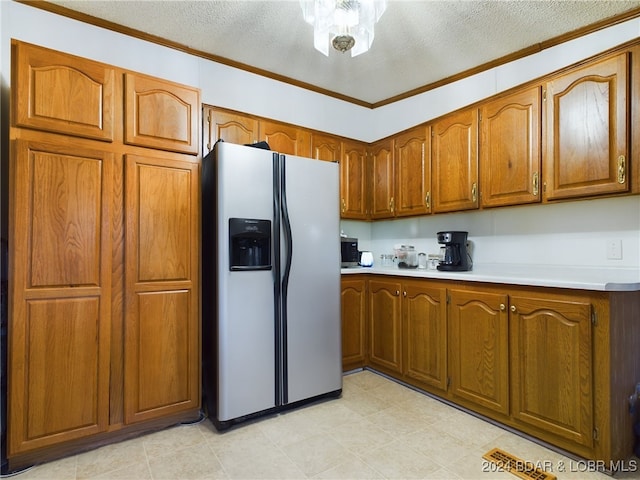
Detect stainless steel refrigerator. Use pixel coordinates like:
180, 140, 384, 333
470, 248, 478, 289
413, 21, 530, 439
202, 141, 342, 429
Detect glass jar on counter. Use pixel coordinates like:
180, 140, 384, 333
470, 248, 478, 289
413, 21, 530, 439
397, 245, 418, 269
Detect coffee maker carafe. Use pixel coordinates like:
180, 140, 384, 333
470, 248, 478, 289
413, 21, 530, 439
437, 231, 471, 271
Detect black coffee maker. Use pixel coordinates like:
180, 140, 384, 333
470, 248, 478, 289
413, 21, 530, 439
437, 231, 471, 271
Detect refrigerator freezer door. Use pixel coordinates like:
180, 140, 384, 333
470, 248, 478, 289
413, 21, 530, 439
216, 143, 276, 421
282, 155, 342, 404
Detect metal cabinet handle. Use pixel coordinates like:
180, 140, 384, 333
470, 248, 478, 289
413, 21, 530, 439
425, 191, 430, 209
472, 183, 477, 203
341, 198, 346, 214
532, 172, 539, 196
618, 155, 626, 184
389, 197, 395, 213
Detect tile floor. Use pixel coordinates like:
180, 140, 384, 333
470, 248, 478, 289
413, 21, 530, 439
6, 370, 640, 480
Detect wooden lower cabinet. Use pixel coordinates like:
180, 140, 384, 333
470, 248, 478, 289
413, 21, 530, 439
448, 288, 510, 416
346, 274, 640, 464
341, 277, 367, 371
403, 280, 447, 392
368, 279, 402, 374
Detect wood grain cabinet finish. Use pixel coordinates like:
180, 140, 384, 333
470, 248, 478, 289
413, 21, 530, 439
12, 41, 115, 142
340, 140, 369, 219
124, 155, 200, 424
341, 277, 367, 371
311, 132, 341, 162
369, 139, 395, 219
510, 295, 593, 449
368, 279, 402, 374
125, 73, 200, 154
8, 140, 114, 454
448, 289, 510, 416
402, 281, 447, 392
432, 108, 479, 213
203, 106, 259, 152
394, 127, 431, 216
480, 87, 542, 207
261, 119, 311, 157
543, 52, 629, 200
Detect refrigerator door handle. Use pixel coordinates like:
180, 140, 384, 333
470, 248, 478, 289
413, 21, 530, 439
272, 152, 284, 407
279, 154, 292, 404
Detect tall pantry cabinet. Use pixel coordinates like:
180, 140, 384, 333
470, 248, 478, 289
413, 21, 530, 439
7, 41, 201, 469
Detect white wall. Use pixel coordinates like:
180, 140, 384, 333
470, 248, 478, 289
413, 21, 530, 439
2, 1, 639, 270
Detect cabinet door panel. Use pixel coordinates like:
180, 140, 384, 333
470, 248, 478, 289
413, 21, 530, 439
395, 127, 431, 216
125, 73, 200, 154
341, 277, 367, 370
204, 107, 259, 153
404, 282, 447, 391
340, 140, 369, 219
448, 289, 509, 415
124, 154, 200, 424
13, 41, 115, 141
9, 140, 113, 455
370, 140, 394, 219
369, 279, 402, 373
480, 87, 541, 207
432, 109, 479, 212
312, 133, 341, 162
261, 120, 311, 157
510, 295, 593, 448
544, 53, 628, 200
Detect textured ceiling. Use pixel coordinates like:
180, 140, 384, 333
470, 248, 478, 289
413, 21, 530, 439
46, 0, 640, 105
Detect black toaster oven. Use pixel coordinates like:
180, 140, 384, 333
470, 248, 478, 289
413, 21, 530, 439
340, 237, 359, 268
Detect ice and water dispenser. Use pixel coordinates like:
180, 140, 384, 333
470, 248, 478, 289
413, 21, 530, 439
228, 218, 271, 271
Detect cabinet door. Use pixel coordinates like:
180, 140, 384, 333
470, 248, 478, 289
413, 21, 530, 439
369, 279, 402, 374
340, 140, 369, 219
312, 132, 341, 162
8, 140, 113, 454
480, 87, 541, 207
432, 109, 479, 212
124, 73, 200, 154
544, 53, 629, 200
124, 154, 200, 424
12, 41, 115, 141
261, 120, 311, 157
369, 140, 395, 219
510, 295, 593, 448
394, 127, 431, 216
341, 277, 367, 371
448, 289, 509, 415
403, 281, 447, 392
203, 106, 259, 153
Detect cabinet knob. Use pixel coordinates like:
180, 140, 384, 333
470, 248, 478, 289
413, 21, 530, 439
500, 303, 506, 311
395, 290, 400, 296
511, 305, 517, 313
403, 291, 407, 297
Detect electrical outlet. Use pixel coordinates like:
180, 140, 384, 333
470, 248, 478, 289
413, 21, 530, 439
606, 239, 622, 260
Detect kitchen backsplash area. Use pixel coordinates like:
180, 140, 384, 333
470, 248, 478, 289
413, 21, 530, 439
341, 195, 640, 269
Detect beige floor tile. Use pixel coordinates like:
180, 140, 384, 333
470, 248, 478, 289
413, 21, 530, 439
365, 404, 429, 437
10, 455, 77, 480
404, 427, 485, 467
143, 423, 208, 459
358, 438, 442, 479
328, 416, 395, 455
429, 408, 506, 448
339, 387, 394, 417
312, 456, 385, 479
283, 433, 355, 477
86, 460, 152, 480
216, 442, 305, 480
75, 437, 148, 480
146, 442, 226, 480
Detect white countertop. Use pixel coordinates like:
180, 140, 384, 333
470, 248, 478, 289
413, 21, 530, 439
341, 264, 640, 292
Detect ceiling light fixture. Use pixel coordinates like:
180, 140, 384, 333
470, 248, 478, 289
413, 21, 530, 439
300, 0, 387, 57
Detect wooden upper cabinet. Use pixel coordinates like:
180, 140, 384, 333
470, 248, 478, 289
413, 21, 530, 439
311, 132, 341, 162
340, 139, 369, 219
261, 120, 311, 157
124, 73, 200, 155
204, 106, 259, 153
370, 139, 395, 219
394, 126, 431, 216
12, 41, 115, 141
544, 52, 629, 200
432, 108, 479, 213
8, 139, 114, 454
480, 87, 542, 207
